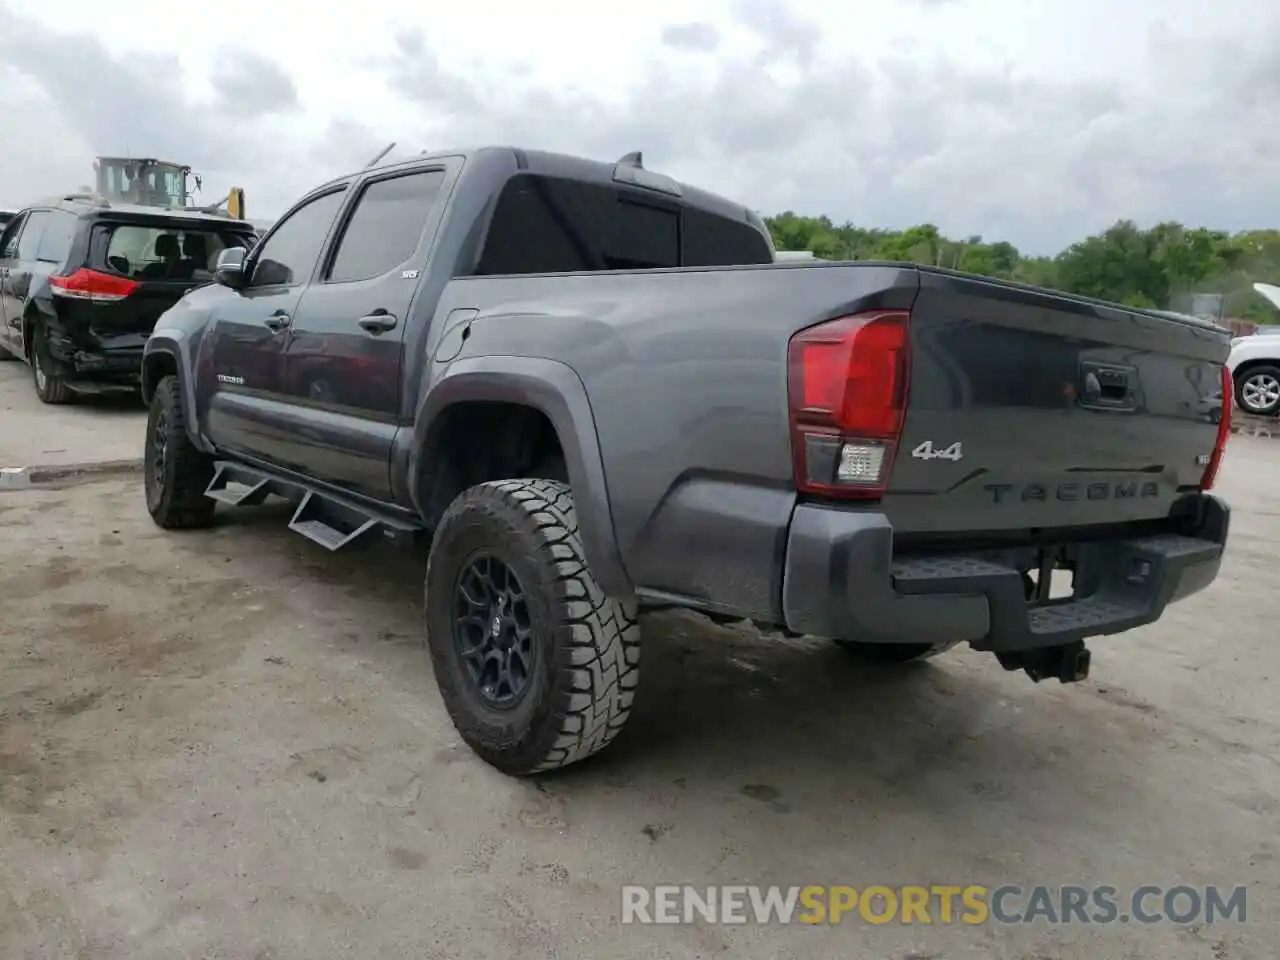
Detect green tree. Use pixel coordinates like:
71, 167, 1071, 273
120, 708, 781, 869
760, 213, 1280, 321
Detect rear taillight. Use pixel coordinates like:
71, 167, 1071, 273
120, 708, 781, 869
49, 268, 139, 303
1200, 365, 1232, 491
787, 309, 910, 500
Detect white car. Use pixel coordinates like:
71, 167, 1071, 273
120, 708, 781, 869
1226, 283, 1280, 416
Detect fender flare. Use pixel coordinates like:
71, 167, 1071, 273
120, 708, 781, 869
143, 329, 212, 453
409, 355, 634, 601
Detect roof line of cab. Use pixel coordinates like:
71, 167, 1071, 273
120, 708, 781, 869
307, 145, 762, 228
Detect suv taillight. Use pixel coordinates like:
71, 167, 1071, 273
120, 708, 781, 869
787, 309, 910, 500
1200, 364, 1232, 491
49, 268, 140, 303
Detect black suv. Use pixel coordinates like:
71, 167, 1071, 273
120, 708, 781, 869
0, 195, 257, 403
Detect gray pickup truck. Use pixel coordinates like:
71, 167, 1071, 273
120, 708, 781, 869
141, 146, 1233, 776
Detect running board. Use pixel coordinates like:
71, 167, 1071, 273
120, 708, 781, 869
204, 461, 424, 551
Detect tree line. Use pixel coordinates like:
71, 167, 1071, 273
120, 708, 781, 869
763, 213, 1280, 322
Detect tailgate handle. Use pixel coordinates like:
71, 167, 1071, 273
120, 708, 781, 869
1079, 362, 1136, 409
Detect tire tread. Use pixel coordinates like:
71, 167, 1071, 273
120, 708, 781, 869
146, 376, 217, 529
427, 478, 640, 774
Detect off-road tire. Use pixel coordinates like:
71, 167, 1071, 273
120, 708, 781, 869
30, 325, 73, 404
425, 479, 641, 776
1234, 364, 1280, 417
832, 639, 958, 664
144, 375, 217, 529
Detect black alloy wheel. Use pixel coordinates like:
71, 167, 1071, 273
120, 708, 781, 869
452, 554, 538, 709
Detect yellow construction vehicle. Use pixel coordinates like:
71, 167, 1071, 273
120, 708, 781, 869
91, 156, 248, 220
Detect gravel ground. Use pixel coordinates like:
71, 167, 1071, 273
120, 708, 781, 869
0, 363, 143, 472
1, 441, 1278, 959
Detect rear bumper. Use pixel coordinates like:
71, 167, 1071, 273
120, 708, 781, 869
781, 494, 1230, 651
46, 326, 144, 383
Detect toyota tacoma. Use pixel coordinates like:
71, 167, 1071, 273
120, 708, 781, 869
140, 146, 1234, 775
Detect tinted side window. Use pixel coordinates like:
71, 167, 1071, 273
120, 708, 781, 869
472, 174, 773, 275
326, 170, 446, 283
15, 211, 50, 261
0, 214, 25, 259
35, 211, 79, 265
681, 207, 773, 266
250, 188, 347, 288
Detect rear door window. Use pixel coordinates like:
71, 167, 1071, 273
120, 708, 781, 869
94, 222, 258, 282
325, 169, 447, 283
472, 174, 772, 275
15, 211, 50, 261
35, 210, 79, 265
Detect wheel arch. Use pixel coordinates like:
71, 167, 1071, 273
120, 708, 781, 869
1232, 357, 1280, 380
408, 356, 634, 601
142, 329, 212, 453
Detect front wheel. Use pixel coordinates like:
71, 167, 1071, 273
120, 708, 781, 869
832, 639, 958, 664
144, 375, 217, 529
425, 479, 641, 776
1235, 365, 1280, 417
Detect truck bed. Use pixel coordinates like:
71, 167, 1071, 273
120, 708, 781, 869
429, 259, 1230, 634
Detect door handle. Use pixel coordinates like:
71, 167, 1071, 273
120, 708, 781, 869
263, 312, 290, 333
357, 312, 398, 335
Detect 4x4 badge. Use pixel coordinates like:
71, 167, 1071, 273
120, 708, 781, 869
910, 440, 963, 462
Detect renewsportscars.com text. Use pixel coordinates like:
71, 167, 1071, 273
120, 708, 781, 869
621, 884, 1247, 926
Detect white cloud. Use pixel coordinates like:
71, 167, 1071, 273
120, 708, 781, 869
1, 0, 1276, 253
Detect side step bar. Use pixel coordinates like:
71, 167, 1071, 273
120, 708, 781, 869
204, 461, 424, 552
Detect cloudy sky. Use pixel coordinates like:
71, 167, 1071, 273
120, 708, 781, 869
1, 0, 1276, 254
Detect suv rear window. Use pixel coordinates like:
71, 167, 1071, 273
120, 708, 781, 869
93, 222, 255, 282
472, 174, 772, 275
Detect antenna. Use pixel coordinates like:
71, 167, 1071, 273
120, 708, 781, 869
365, 142, 396, 168
617, 151, 643, 168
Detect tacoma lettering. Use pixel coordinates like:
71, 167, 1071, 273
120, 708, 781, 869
983, 481, 1160, 504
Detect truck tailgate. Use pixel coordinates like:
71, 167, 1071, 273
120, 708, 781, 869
886, 268, 1230, 535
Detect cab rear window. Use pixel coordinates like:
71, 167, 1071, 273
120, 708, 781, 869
92, 223, 255, 282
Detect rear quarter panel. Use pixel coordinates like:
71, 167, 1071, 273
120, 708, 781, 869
432, 262, 918, 619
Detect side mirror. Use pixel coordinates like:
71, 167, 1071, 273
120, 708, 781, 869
214, 246, 248, 288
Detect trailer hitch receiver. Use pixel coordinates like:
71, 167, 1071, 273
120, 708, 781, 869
996, 641, 1091, 684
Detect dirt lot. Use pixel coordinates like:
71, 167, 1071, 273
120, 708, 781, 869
1, 442, 1278, 959
0, 363, 144, 474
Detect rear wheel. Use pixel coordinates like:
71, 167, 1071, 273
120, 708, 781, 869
144, 375, 217, 529
425, 479, 641, 775
30, 325, 73, 404
832, 639, 957, 664
1235, 364, 1280, 416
